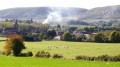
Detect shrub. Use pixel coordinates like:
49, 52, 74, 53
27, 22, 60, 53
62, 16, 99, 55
4, 34, 26, 56
3, 44, 11, 56
75, 54, 120, 62
0, 51, 5, 55
75, 55, 89, 60
96, 55, 110, 61
53, 54, 63, 59
19, 51, 33, 57
26, 51, 33, 57
19, 53, 27, 57
35, 51, 50, 58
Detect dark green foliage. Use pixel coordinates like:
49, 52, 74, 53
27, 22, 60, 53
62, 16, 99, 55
19, 51, 33, 57
57, 24, 61, 31
93, 32, 106, 42
109, 30, 120, 43
35, 51, 50, 58
75, 54, 120, 62
23, 33, 42, 41
72, 37, 76, 41
42, 35, 48, 40
93, 30, 120, 43
76, 37, 83, 42
68, 27, 77, 33
53, 54, 63, 59
47, 30, 56, 39
84, 27, 95, 32
62, 32, 72, 41
39, 32, 45, 39
4, 34, 25, 56
19, 53, 27, 57
26, 51, 33, 57
12, 39, 25, 56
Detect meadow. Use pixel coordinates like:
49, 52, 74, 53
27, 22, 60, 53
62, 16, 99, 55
0, 40, 120, 59
0, 37, 120, 67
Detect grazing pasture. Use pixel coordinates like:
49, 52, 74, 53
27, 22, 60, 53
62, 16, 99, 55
0, 37, 120, 67
24, 41, 120, 59
0, 38, 120, 59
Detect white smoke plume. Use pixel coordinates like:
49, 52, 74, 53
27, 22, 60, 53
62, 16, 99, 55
42, 8, 63, 25
42, 7, 78, 25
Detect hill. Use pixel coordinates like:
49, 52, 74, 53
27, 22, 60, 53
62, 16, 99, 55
0, 5, 120, 22
0, 7, 87, 20
81, 5, 120, 20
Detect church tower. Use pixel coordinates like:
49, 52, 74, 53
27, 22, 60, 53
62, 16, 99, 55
14, 19, 18, 29
14, 19, 18, 32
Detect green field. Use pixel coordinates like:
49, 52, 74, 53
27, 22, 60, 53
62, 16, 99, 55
0, 55, 120, 67
0, 40, 120, 59
0, 37, 120, 67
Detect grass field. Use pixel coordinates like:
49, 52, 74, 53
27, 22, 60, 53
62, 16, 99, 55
0, 55, 120, 67
0, 40, 120, 59
0, 37, 120, 67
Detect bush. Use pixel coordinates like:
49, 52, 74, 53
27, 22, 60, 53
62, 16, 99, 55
0, 51, 5, 55
53, 54, 63, 59
19, 51, 33, 57
75, 54, 120, 62
35, 51, 50, 58
3, 44, 11, 56
75, 55, 89, 60
19, 53, 27, 57
4, 34, 26, 56
26, 51, 33, 57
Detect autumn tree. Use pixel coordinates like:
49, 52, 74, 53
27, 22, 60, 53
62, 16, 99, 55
4, 34, 26, 56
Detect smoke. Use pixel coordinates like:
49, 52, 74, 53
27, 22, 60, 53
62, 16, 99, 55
42, 8, 63, 25
42, 7, 78, 25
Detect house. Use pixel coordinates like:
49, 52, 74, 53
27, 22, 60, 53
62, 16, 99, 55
72, 30, 83, 38
56, 31, 64, 36
53, 36, 61, 40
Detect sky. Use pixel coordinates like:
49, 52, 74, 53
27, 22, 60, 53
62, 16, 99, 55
0, 0, 120, 10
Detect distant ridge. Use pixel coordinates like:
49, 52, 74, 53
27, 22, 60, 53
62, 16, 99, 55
0, 7, 87, 20
81, 5, 120, 20
0, 5, 120, 21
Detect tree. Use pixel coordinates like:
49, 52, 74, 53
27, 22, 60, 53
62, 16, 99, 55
4, 34, 26, 56
84, 27, 95, 32
47, 29, 56, 39
57, 24, 61, 28
109, 30, 120, 43
93, 33, 105, 42
76, 36, 82, 42
68, 27, 77, 33
42, 35, 48, 40
62, 32, 72, 41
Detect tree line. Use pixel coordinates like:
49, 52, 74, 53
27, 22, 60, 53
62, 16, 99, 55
62, 30, 120, 43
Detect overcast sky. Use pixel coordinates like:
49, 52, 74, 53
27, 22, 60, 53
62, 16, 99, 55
0, 0, 120, 10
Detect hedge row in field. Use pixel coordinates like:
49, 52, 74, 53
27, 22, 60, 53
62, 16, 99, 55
75, 55, 120, 62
